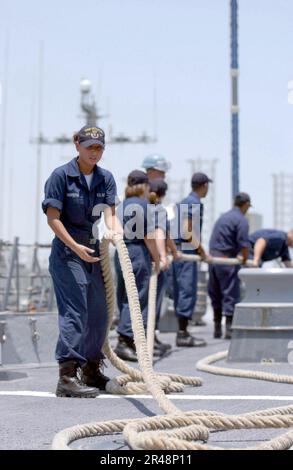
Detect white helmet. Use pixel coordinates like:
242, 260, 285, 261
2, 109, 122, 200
142, 154, 171, 173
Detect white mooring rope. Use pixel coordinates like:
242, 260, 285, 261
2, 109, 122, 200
52, 235, 293, 450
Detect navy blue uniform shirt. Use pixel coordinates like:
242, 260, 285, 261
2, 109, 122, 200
249, 229, 291, 262
174, 192, 202, 244
42, 157, 117, 239
117, 197, 155, 244
209, 207, 249, 256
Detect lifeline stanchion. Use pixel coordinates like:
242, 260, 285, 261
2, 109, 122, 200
52, 234, 293, 451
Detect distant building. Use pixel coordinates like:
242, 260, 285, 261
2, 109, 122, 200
273, 173, 293, 232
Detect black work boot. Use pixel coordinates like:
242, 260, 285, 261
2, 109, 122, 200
225, 316, 233, 340
154, 332, 172, 352
56, 360, 99, 398
213, 308, 223, 339
176, 330, 206, 347
81, 360, 110, 391
152, 342, 165, 358
114, 335, 138, 362
176, 316, 206, 347
214, 322, 222, 339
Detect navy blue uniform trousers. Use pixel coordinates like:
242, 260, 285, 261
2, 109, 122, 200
208, 264, 240, 317
172, 251, 198, 319
49, 238, 108, 365
116, 243, 151, 339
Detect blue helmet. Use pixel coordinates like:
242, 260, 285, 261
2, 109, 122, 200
142, 154, 171, 173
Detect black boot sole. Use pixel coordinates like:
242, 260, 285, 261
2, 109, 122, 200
56, 390, 98, 398
155, 344, 172, 352
176, 341, 207, 348
214, 330, 223, 339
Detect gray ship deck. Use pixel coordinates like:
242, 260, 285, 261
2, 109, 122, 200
0, 320, 292, 451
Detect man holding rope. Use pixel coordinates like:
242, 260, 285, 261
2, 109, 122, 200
208, 192, 251, 339
172, 172, 212, 348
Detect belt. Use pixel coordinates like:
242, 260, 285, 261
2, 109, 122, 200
71, 235, 99, 245
89, 238, 98, 245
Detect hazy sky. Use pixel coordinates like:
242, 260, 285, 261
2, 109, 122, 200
0, 0, 293, 244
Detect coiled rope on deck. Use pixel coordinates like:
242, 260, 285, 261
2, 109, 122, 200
52, 234, 293, 451
197, 351, 293, 384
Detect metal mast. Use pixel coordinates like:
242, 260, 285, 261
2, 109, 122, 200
230, 0, 239, 198
80, 78, 103, 126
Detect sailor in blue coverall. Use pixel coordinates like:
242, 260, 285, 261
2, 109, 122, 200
172, 172, 212, 348
249, 229, 293, 267
141, 154, 172, 351
208, 192, 251, 339
114, 170, 161, 362
42, 125, 122, 398
148, 178, 181, 353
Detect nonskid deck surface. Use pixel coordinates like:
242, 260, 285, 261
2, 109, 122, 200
0, 322, 292, 450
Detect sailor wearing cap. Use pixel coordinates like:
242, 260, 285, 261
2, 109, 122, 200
172, 173, 212, 348
249, 229, 293, 267
142, 154, 173, 352
114, 170, 161, 362
42, 125, 122, 398
208, 192, 251, 339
